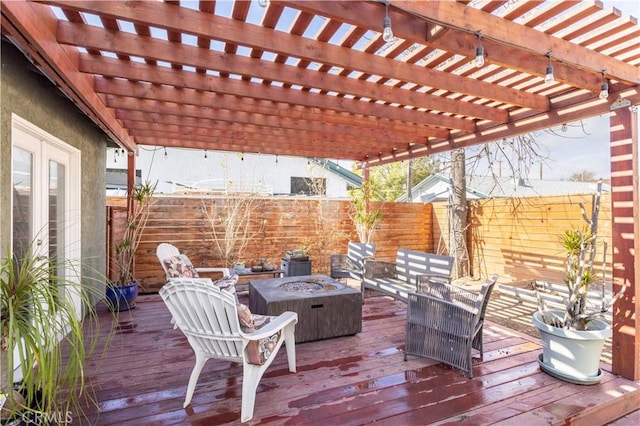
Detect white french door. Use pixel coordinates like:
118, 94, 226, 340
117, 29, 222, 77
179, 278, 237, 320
11, 114, 82, 314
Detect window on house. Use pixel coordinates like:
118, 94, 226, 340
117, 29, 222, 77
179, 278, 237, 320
291, 177, 326, 195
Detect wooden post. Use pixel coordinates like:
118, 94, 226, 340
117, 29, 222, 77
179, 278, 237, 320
610, 106, 640, 381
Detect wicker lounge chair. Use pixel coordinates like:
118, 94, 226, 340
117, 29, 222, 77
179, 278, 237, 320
404, 274, 498, 378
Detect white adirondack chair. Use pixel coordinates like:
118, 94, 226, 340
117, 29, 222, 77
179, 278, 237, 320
156, 242, 230, 279
159, 278, 297, 422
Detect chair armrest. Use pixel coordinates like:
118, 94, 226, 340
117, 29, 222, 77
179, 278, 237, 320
364, 260, 396, 279
240, 311, 298, 341
195, 267, 231, 277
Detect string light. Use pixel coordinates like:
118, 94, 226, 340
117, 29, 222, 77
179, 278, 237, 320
544, 52, 554, 84
241, 152, 244, 161
561, 123, 568, 132
474, 32, 484, 68
204, 149, 208, 160
382, 1, 394, 43
599, 70, 609, 100
275, 154, 279, 164
164, 147, 168, 159
257, 0, 269, 7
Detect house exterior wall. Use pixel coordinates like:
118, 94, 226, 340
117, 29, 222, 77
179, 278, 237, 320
1, 40, 108, 302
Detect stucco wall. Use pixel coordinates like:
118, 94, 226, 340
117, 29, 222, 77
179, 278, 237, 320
1, 40, 108, 302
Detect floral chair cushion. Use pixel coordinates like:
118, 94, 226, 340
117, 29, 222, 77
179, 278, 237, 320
212, 274, 238, 295
237, 303, 281, 365
164, 255, 199, 278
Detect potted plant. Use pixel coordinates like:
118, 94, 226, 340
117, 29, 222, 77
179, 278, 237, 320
0, 239, 105, 423
348, 181, 382, 244
107, 181, 156, 311
285, 247, 310, 261
532, 180, 625, 384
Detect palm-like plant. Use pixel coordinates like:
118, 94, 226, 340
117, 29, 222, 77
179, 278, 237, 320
113, 181, 156, 287
1, 241, 106, 423
537, 181, 625, 330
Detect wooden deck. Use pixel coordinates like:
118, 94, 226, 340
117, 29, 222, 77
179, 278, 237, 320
74, 293, 640, 425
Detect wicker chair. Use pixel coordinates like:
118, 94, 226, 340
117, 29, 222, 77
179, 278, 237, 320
404, 274, 498, 378
330, 242, 376, 281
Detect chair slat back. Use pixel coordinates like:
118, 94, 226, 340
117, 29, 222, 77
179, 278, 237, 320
347, 242, 376, 269
395, 249, 453, 283
160, 279, 243, 361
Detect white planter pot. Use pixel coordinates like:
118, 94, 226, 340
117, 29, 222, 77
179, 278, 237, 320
532, 310, 610, 384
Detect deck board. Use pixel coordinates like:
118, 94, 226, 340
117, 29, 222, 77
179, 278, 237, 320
70, 294, 640, 425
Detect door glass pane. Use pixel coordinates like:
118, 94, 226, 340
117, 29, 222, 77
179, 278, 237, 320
12, 147, 32, 260
49, 160, 66, 286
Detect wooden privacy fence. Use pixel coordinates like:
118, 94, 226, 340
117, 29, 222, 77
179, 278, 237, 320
107, 196, 433, 293
107, 192, 612, 293
433, 193, 613, 284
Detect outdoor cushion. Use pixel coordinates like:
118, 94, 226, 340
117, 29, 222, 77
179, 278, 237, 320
237, 302, 280, 365
163, 255, 200, 278
212, 274, 238, 295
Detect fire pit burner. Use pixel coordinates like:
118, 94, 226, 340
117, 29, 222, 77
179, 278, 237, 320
278, 280, 338, 292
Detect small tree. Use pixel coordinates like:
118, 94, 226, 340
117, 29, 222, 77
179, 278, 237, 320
348, 181, 382, 244
113, 181, 156, 287
202, 193, 263, 268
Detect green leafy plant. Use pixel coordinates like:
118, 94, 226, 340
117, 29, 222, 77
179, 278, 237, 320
1, 240, 109, 423
113, 181, 156, 287
348, 181, 383, 244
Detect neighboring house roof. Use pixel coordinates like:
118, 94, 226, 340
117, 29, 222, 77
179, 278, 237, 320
311, 159, 362, 188
399, 174, 610, 203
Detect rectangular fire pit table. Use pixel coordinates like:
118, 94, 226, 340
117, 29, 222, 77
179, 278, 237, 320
249, 275, 362, 343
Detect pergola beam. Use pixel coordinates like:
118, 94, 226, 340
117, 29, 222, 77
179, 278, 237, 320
47, 0, 547, 113
394, 1, 640, 85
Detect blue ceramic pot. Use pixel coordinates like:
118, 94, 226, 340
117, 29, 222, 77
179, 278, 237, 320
106, 280, 139, 311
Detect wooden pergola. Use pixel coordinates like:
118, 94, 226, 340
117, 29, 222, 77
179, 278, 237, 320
2, 1, 638, 380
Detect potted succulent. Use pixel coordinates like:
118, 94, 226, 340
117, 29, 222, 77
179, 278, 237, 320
285, 247, 310, 261
0, 239, 105, 423
532, 181, 625, 384
106, 181, 156, 311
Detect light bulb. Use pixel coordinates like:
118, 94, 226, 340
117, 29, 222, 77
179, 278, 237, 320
258, 0, 269, 7
474, 46, 484, 68
599, 81, 609, 100
561, 123, 568, 132
544, 64, 554, 84
382, 16, 394, 43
